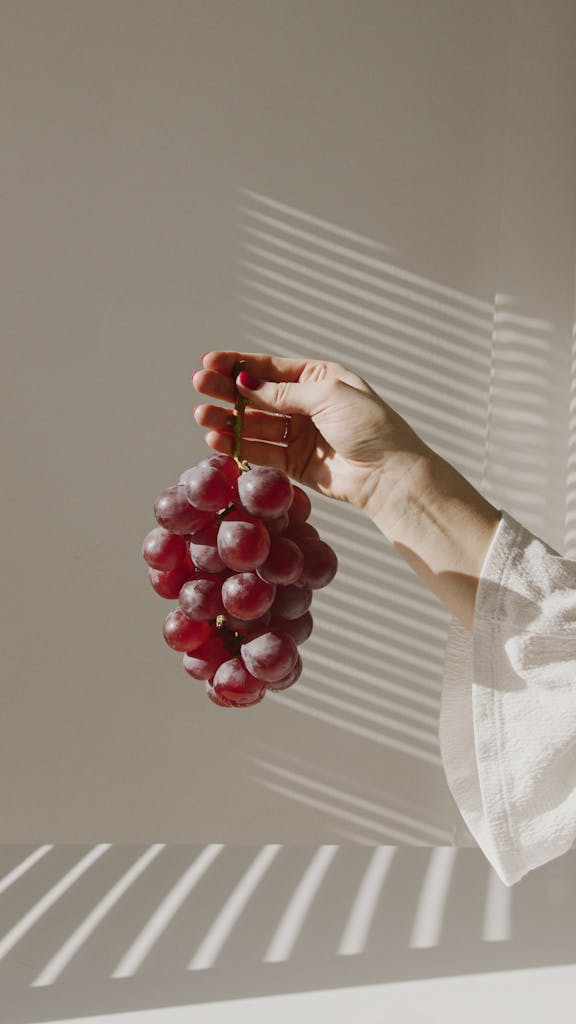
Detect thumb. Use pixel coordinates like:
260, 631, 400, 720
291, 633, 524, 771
236, 369, 337, 417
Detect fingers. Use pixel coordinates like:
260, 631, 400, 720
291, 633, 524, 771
192, 365, 335, 418
192, 368, 237, 405
201, 350, 310, 383
192, 351, 373, 407
235, 371, 338, 417
203, 430, 289, 472
195, 403, 294, 445
191, 351, 319, 406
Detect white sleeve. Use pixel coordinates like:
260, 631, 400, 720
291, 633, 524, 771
439, 508, 576, 886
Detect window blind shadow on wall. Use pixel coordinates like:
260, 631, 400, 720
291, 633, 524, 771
565, 287, 576, 559
233, 187, 514, 843
1, 843, 575, 1021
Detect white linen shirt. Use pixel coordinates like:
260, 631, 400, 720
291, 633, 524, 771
440, 508, 576, 886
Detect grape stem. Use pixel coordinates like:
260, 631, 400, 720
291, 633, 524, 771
215, 614, 242, 654
232, 361, 251, 474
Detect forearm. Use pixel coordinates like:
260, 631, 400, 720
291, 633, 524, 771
367, 449, 502, 632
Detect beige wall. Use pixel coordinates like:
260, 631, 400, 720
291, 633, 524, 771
2, 0, 575, 841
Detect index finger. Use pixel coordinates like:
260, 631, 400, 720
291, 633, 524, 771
201, 350, 310, 382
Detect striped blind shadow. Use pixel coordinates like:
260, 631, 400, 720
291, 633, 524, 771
2, 845, 576, 1023
233, 189, 563, 838
241, 454, 456, 834
235, 187, 559, 545
232, 187, 495, 834
566, 317, 576, 557
480, 295, 565, 547
235, 186, 495, 478
245, 744, 453, 845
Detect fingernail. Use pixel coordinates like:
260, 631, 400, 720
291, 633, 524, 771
200, 351, 209, 362
238, 370, 262, 391
190, 369, 202, 384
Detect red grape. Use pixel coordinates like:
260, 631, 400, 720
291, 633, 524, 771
237, 467, 293, 518
211, 657, 266, 707
287, 522, 319, 545
217, 512, 270, 571
163, 610, 211, 652
287, 486, 311, 529
205, 681, 234, 707
221, 572, 276, 620
183, 463, 233, 512
148, 453, 336, 705
271, 584, 312, 620
262, 512, 290, 537
257, 536, 304, 585
188, 521, 226, 573
179, 575, 224, 621
142, 527, 187, 571
223, 609, 271, 634
183, 634, 231, 681
240, 629, 298, 683
298, 539, 338, 589
154, 485, 214, 536
270, 610, 313, 646
148, 563, 194, 599
266, 652, 303, 691
182, 547, 197, 575
181, 456, 239, 485
201, 454, 241, 487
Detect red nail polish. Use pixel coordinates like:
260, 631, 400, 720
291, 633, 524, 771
238, 370, 262, 391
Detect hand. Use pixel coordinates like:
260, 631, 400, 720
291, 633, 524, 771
191, 350, 432, 517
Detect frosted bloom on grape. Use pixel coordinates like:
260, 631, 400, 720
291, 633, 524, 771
188, 521, 225, 573
183, 634, 231, 681
211, 657, 266, 707
154, 485, 214, 535
256, 536, 304, 585
163, 610, 211, 652
142, 527, 187, 570
179, 575, 224, 621
201, 454, 241, 486
183, 464, 233, 512
240, 629, 298, 683
221, 572, 276, 620
298, 539, 338, 589
266, 653, 303, 691
148, 563, 194, 599
217, 512, 270, 570
237, 467, 293, 518
205, 681, 234, 707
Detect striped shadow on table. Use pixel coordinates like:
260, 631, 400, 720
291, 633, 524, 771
0, 843, 574, 1023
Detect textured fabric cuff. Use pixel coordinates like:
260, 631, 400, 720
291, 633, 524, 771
440, 510, 547, 885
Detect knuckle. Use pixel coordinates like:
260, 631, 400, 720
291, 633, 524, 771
274, 380, 292, 408
301, 360, 333, 384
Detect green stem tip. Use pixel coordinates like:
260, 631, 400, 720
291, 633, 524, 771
231, 360, 251, 473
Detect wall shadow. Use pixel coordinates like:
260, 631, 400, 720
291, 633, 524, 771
232, 187, 566, 845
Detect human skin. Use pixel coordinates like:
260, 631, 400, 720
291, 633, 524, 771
191, 351, 502, 632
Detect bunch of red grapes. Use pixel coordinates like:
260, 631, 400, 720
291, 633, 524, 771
142, 454, 338, 707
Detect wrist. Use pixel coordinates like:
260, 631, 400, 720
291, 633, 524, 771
366, 447, 502, 630
360, 446, 438, 534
